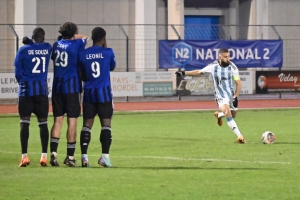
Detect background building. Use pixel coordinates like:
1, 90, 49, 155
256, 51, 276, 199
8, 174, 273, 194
0, 0, 299, 72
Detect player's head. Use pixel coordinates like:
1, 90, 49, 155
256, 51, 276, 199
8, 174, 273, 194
59, 22, 78, 39
32, 27, 45, 43
91, 27, 106, 46
218, 48, 230, 67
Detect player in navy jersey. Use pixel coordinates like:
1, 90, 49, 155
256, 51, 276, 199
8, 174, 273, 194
49, 22, 88, 167
78, 27, 116, 167
175, 48, 245, 144
14, 27, 52, 167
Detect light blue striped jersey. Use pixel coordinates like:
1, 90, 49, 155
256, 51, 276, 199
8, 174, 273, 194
200, 61, 240, 99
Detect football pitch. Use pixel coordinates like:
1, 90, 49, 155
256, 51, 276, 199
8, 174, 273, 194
0, 109, 300, 200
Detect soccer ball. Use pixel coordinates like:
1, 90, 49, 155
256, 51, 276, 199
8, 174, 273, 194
261, 131, 276, 144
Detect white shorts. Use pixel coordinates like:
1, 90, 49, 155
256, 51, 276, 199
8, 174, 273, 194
215, 97, 238, 111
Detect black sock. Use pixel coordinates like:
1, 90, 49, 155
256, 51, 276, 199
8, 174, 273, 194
38, 121, 49, 153
67, 142, 76, 158
80, 126, 91, 154
20, 121, 30, 154
50, 137, 60, 153
100, 126, 112, 154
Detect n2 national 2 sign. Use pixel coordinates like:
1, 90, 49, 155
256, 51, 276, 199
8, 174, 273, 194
159, 40, 283, 69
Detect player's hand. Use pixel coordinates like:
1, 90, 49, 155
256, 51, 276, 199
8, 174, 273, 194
233, 96, 238, 108
57, 35, 63, 41
175, 71, 185, 77
22, 36, 30, 45
103, 39, 107, 48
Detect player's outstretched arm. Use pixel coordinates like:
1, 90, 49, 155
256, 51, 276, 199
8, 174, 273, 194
74, 34, 89, 40
175, 70, 203, 77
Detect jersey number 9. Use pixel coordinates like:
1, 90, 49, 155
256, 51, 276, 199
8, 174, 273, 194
91, 61, 100, 78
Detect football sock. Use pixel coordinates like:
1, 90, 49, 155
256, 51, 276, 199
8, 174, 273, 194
50, 137, 60, 154
20, 120, 30, 154
226, 117, 242, 137
38, 121, 49, 153
67, 141, 76, 158
100, 126, 112, 154
41, 153, 47, 158
82, 154, 88, 160
218, 112, 225, 118
80, 126, 91, 154
22, 153, 28, 159
102, 153, 110, 159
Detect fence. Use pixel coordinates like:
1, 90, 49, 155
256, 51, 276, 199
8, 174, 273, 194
0, 24, 300, 73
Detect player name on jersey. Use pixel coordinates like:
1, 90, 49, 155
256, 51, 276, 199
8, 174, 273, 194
86, 53, 104, 59
28, 50, 49, 55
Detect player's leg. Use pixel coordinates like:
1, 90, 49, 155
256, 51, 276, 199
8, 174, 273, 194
33, 95, 50, 166
80, 103, 96, 167
18, 97, 32, 167
219, 99, 245, 143
64, 93, 81, 167
214, 98, 225, 126
97, 101, 114, 167
50, 93, 65, 166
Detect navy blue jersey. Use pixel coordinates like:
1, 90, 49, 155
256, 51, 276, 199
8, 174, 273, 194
51, 38, 87, 94
79, 46, 116, 103
14, 42, 52, 97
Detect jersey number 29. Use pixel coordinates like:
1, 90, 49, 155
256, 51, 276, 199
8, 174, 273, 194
54, 50, 68, 67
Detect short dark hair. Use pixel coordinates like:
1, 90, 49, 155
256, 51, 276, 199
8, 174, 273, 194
59, 22, 78, 39
32, 27, 45, 42
219, 48, 229, 54
91, 27, 106, 43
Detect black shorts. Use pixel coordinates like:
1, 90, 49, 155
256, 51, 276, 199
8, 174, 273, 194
52, 92, 81, 118
83, 101, 113, 119
18, 95, 49, 118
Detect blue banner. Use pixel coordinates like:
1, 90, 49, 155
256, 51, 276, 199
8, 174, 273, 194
159, 40, 283, 69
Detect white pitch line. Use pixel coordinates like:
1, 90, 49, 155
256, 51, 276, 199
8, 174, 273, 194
0, 150, 292, 165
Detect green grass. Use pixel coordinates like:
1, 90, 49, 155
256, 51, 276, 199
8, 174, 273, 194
0, 109, 300, 200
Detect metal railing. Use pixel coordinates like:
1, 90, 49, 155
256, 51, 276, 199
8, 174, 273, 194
1, 24, 300, 73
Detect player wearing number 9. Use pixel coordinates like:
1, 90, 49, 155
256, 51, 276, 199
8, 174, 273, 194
77, 27, 116, 167
49, 22, 88, 167
14, 27, 52, 167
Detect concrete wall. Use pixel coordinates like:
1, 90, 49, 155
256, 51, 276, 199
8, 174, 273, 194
2, 0, 300, 72
0, 0, 15, 72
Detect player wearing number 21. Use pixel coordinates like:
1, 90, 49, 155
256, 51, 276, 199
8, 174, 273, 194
78, 27, 116, 167
49, 22, 88, 167
14, 28, 52, 167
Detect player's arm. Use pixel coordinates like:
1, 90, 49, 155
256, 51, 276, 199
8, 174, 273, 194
175, 63, 214, 77
22, 36, 33, 45
185, 70, 204, 76
234, 79, 242, 98
14, 51, 23, 83
110, 49, 116, 71
74, 34, 89, 40
231, 63, 241, 98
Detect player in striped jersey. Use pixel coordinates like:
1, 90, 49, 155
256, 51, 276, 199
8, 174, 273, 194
14, 27, 52, 167
175, 48, 245, 143
49, 22, 88, 167
78, 27, 116, 167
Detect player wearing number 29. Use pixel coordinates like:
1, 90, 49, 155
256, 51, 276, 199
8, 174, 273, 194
50, 22, 88, 167
78, 27, 116, 167
14, 27, 52, 167
175, 48, 245, 144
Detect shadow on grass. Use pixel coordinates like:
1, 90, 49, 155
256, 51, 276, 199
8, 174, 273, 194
79, 166, 276, 170
273, 142, 300, 145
